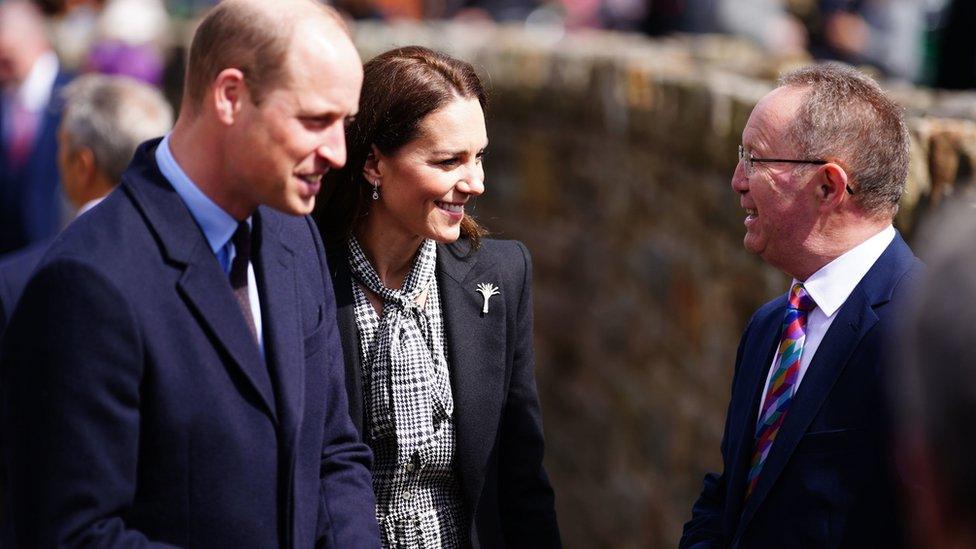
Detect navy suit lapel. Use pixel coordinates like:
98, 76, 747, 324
437, 242, 507, 512
735, 287, 877, 537
734, 234, 916, 539
723, 301, 785, 529
123, 140, 277, 423
255, 208, 304, 446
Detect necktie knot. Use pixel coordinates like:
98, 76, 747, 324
788, 283, 816, 313
230, 221, 251, 289
228, 220, 257, 342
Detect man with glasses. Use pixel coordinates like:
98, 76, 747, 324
681, 63, 922, 548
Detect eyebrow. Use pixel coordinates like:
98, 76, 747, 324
430, 146, 489, 155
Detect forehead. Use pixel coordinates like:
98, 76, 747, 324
743, 86, 806, 149
413, 97, 487, 149
270, 20, 363, 113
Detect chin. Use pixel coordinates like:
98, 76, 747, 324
429, 228, 461, 244
275, 196, 315, 216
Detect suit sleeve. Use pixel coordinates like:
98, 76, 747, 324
1, 259, 178, 547
498, 241, 562, 547
679, 318, 754, 548
307, 217, 380, 548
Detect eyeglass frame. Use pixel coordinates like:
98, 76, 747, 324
738, 145, 854, 195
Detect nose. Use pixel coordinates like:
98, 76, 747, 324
316, 124, 347, 169
458, 161, 485, 196
731, 160, 748, 195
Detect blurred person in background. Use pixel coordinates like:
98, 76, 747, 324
0, 0, 73, 255
86, 0, 169, 85
895, 204, 976, 549
718, 0, 927, 81
681, 63, 922, 547
933, 0, 976, 90
318, 45, 561, 548
0, 73, 173, 335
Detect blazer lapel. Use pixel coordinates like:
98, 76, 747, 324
723, 301, 786, 528
255, 208, 304, 446
122, 140, 277, 423
437, 242, 507, 512
326, 244, 365, 435
734, 234, 916, 539
735, 287, 877, 538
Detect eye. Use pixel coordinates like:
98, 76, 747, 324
300, 116, 330, 130
435, 157, 461, 167
476, 149, 488, 163
343, 115, 357, 129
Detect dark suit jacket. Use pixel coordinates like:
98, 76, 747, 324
326, 238, 561, 548
0, 70, 73, 255
681, 233, 923, 548
0, 239, 49, 334
0, 140, 380, 548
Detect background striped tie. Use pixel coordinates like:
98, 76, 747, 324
746, 282, 817, 499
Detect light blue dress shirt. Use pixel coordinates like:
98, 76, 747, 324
155, 134, 264, 351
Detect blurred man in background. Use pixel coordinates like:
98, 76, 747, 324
0, 73, 173, 334
682, 63, 923, 547
0, 0, 73, 255
894, 204, 976, 549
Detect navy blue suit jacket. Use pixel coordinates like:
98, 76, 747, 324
0, 70, 73, 255
0, 140, 380, 547
327, 239, 561, 548
0, 239, 48, 335
681, 233, 923, 548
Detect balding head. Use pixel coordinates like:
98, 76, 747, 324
182, 0, 348, 113
0, 0, 52, 86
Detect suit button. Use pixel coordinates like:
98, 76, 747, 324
403, 491, 412, 501
405, 462, 416, 473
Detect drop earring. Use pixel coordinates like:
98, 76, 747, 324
372, 180, 379, 200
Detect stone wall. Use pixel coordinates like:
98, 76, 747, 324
352, 22, 976, 548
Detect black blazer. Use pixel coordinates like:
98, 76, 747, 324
681, 233, 923, 548
327, 238, 561, 548
1, 140, 380, 548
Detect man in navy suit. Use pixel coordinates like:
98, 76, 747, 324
0, 0, 73, 254
0, 74, 173, 335
1, 1, 380, 546
681, 63, 923, 548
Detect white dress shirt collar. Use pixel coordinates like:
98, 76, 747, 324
10, 52, 59, 113
75, 197, 105, 219
796, 224, 896, 318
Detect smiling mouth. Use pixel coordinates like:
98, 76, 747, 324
298, 174, 323, 186
436, 201, 464, 215
745, 208, 757, 220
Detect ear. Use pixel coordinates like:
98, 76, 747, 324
816, 162, 850, 211
362, 144, 383, 185
212, 68, 248, 125
76, 147, 98, 188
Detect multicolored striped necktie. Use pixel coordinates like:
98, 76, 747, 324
746, 282, 817, 499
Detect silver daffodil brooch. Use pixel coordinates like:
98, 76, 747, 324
476, 283, 500, 314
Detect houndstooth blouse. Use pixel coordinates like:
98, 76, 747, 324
349, 239, 469, 548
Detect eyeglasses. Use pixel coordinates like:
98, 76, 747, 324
738, 145, 854, 195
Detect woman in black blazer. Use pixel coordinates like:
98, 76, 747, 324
317, 46, 560, 548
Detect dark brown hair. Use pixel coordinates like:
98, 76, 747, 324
183, 0, 343, 110
317, 45, 489, 247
